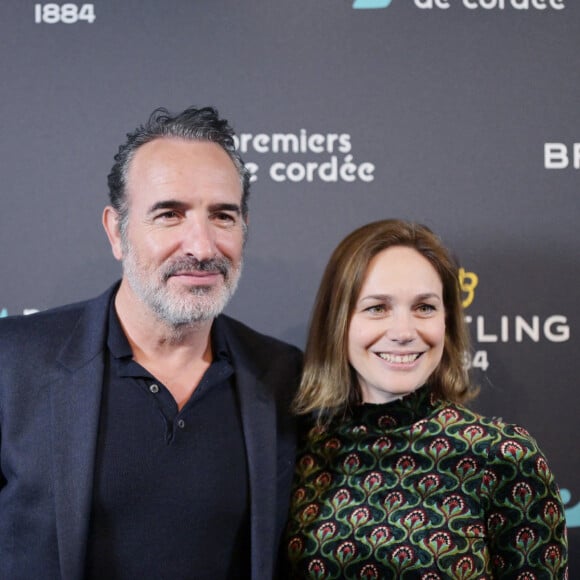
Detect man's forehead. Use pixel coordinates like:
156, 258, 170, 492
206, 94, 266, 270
128, 137, 235, 172
125, 137, 242, 197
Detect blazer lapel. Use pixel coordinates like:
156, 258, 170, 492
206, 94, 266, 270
223, 322, 277, 580
50, 288, 113, 580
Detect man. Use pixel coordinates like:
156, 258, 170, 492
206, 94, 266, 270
0, 107, 302, 579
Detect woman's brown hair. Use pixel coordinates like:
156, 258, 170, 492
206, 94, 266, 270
293, 219, 475, 423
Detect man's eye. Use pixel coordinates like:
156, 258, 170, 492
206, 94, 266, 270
156, 211, 179, 220
214, 212, 236, 223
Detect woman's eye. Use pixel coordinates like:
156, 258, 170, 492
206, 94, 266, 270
365, 304, 385, 314
417, 304, 436, 314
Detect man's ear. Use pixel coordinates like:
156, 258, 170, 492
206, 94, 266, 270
102, 206, 124, 261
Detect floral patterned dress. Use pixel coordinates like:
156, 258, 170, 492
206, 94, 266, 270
284, 387, 568, 579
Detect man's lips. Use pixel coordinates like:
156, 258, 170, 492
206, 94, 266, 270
171, 270, 222, 277
169, 270, 223, 283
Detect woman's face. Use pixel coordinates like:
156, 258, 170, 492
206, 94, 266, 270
348, 246, 446, 404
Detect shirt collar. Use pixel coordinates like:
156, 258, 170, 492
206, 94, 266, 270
106, 295, 231, 364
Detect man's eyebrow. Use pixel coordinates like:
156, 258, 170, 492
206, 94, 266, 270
147, 200, 188, 214
147, 200, 242, 215
209, 203, 241, 215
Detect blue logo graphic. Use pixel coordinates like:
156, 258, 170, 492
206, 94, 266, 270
353, 0, 393, 8
561, 489, 580, 528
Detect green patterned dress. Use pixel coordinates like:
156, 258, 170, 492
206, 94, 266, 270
284, 387, 568, 579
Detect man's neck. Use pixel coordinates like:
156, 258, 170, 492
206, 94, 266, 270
113, 279, 214, 355
113, 281, 216, 409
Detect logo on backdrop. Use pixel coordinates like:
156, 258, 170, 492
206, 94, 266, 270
561, 489, 580, 528
353, 0, 565, 10
235, 130, 376, 184
544, 143, 580, 169
459, 268, 570, 372
0, 308, 39, 318
353, 0, 393, 8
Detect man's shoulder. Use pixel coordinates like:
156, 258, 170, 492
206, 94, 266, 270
217, 314, 302, 358
0, 285, 115, 346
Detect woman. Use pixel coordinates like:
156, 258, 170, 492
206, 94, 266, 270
284, 220, 568, 578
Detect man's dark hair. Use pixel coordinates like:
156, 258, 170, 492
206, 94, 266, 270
107, 106, 251, 232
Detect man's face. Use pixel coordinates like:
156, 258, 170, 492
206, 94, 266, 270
115, 137, 245, 326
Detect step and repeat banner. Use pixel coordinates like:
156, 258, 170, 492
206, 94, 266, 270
0, 0, 578, 568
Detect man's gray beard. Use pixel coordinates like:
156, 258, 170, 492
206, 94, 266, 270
122, 249, 242, 328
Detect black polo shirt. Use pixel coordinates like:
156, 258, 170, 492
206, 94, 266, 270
85, 301, 250, 579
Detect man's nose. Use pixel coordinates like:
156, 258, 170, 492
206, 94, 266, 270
182, 217, 217, 260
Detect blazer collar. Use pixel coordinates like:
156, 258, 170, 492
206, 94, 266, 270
51, 284, 117, 580
215, 316, 278, 579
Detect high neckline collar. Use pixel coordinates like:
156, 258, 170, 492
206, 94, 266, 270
348, 385, 443, 431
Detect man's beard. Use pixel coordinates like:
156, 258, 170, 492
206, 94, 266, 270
121, 243, 242, 327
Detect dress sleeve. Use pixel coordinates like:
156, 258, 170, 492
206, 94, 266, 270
479, 423, 568, 578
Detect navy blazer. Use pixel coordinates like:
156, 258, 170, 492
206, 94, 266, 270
0, 284, 302, 580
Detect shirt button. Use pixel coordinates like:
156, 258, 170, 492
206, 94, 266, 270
177, 419, 186, 429
149, 384, 159, 394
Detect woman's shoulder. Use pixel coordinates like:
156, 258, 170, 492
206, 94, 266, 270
444, 402, 547, 462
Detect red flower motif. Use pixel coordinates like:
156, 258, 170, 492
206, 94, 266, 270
378, 415, 397, 429
417, 474, 440, 497
481, 469, 498, 493
462, 425, 484, 442
431, 531, 451, 548
293, 487, 306, 503
442, 495, 465, 516
288, 537, 304, 556
488, 512, 507, 531
395, 455, 416, 474
500, 440, 524, 461
404, 509, 426, 530
325, 438, 341, 450
424, 531, 453, 557
351, 424, 368, 437
428, 437, 450, 460
535, 456, 550, 482
364, 472, 383, 491
515, 527, 536, 551
455, 458, 477, 479
307, 559, 326, 575
316, 522, 337, 541
384, 491, 404, 511
344, 453, 360, 473
544, 544, 562, 563
361, 564, 379, 579
463, 523, 485, 537
514, 425, 531, 438
368, 526, 390, 545
454, 556, 475, 574
512, 481, 533, 507
392, 546, 415, 566
437, 408, 459, 425
544, 500, 560, 523
315, 472, 332, 488
371, 436, 392, 454
301, 503, 320, 522
336, 541, 357, 563
350, 507, 371, 527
